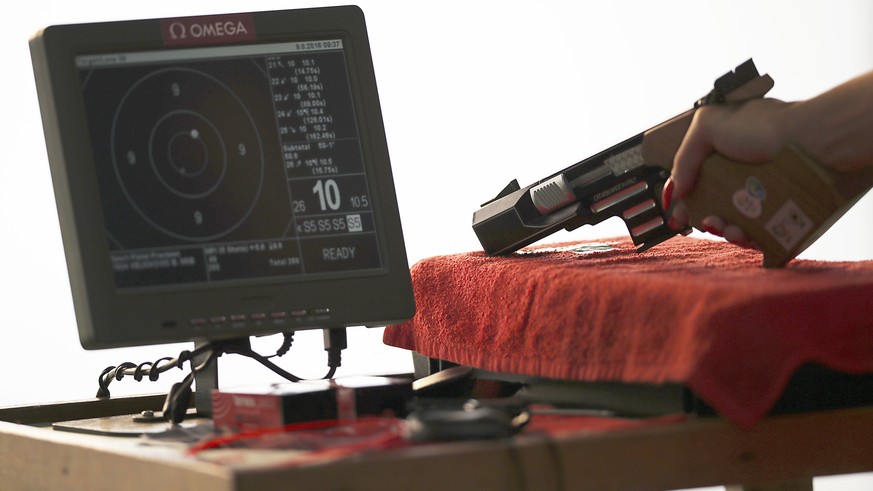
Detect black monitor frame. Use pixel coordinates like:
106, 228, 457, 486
30, 6, 415, 350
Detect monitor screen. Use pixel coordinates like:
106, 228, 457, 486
31, 7, 415, 349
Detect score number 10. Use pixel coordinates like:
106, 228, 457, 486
307, 178, 370, 212
313, 179, 341, 211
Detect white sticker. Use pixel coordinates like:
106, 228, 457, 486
765, 200, 813, 250
732, 189, 762, 219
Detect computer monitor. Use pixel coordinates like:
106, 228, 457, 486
30, 6, 415, 350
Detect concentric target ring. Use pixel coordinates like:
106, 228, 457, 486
148, 109, 227, 200
110, 67, 265, 242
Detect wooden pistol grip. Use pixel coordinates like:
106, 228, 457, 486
682, 147, 873, 268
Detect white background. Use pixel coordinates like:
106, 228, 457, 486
1, 2, 872, 489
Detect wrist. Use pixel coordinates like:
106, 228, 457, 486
776, 100, 817, 158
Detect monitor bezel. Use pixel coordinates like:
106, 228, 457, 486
30, 6, 415, 349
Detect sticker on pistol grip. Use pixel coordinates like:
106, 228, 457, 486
732, 176, 766, 219
765, 200, 813, 250
732, 189, 762, 219
746, 176, 767, 200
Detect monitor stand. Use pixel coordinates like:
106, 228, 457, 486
191, 338, 252, 418
193, 341, 218, 418
57, 330, 345, 435
165, 337, 270, 424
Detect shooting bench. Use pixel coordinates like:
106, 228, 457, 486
2, 236, 873, 490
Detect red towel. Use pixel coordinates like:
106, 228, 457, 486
383, 236, 873, 428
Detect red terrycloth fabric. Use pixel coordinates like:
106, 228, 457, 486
383, 236, 873, 428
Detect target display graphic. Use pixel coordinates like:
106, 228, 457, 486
110, 67, 265, 242
76, 39, 384, 288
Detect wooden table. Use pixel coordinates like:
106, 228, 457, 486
2, 395, 872, 491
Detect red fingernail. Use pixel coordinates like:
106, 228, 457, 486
703, 225, 723, 237
662, 179, 674, 210
668, 217, 680, 230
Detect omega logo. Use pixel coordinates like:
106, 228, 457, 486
167, 20, 250, 40
161, 14, 255, 47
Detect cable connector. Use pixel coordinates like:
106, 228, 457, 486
323, 327, 347, 376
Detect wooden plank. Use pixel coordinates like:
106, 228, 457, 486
0, 420, 231, 491
726, 479, 814, 491
229, 407, 873, 490
0, 394, 167, 425
3, 397, 873, 490
232, 435, 565, 491
551, 406, 873, 490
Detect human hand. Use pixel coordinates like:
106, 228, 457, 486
663, 98, 792, 247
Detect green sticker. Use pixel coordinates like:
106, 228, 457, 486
746, 176, 766, 200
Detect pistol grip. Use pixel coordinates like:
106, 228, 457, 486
685, 146, 873, 268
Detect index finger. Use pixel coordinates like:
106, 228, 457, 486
671, 105, 718, 199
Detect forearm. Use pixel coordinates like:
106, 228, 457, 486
778, 69, 873, 172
